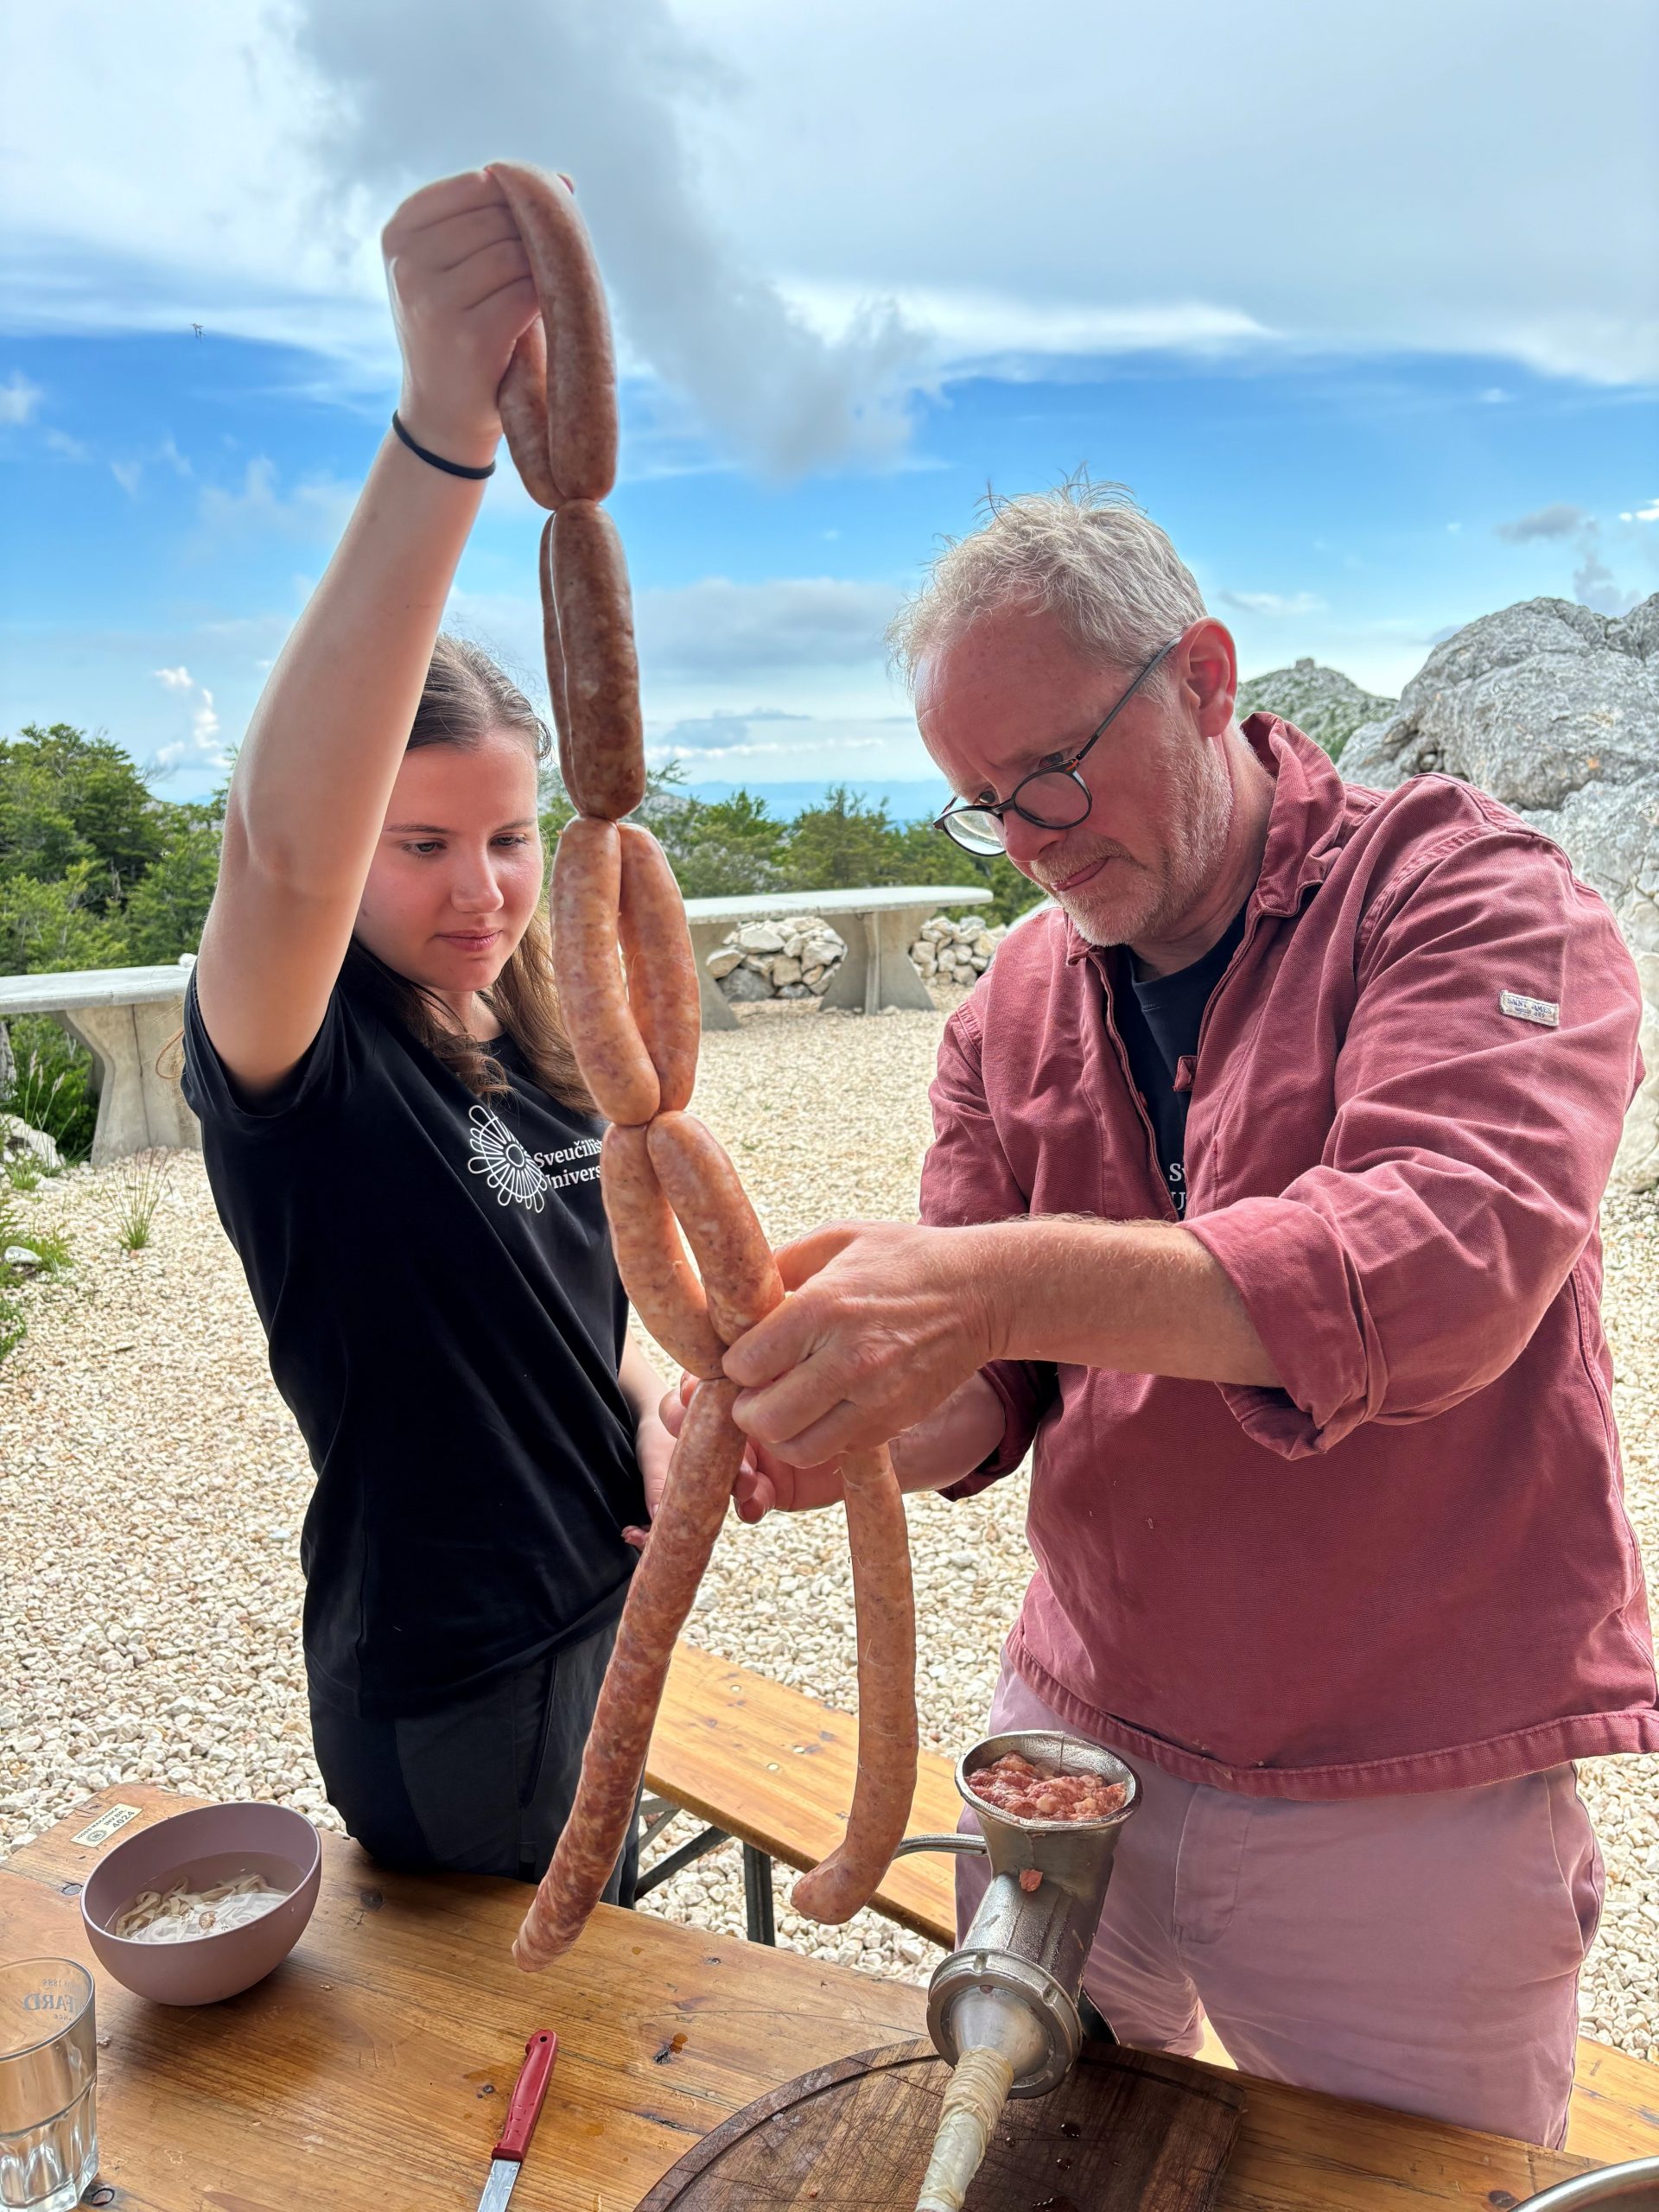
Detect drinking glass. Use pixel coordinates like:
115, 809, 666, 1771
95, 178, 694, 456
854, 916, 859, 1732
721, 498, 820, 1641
0, 1961, 98, 2212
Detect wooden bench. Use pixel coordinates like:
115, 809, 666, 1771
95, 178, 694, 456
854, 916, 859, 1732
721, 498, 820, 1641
682, 886, 992, 1030
0, 958, 201, 1163
644, 1643, 1659, 2165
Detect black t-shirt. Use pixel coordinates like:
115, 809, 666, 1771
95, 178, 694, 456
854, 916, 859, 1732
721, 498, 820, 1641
1111, 908, 1247, 1216
181, 970, 642, 1719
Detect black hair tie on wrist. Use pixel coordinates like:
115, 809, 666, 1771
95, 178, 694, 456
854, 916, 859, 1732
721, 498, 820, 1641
391, 410, 496, 480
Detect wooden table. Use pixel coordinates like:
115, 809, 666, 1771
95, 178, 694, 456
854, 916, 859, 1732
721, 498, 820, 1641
649, 1648, 1659, 2168
1, 1786, 1600, 2209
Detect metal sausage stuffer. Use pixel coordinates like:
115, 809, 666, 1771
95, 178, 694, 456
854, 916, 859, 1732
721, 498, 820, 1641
896, 1730, 1141, 2097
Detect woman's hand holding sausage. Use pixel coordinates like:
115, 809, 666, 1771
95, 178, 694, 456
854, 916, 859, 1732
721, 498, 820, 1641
382, 168, 539, 469
658, 1373, 845, 1523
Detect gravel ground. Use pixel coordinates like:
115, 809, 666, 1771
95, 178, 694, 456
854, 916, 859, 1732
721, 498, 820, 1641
2, 994, 1656, 2061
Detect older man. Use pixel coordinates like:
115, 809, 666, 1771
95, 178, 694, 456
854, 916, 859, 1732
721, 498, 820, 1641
715, 480, 1656, 2148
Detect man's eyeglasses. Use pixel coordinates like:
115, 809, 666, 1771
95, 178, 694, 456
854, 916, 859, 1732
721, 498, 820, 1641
933, 637, 1182, 857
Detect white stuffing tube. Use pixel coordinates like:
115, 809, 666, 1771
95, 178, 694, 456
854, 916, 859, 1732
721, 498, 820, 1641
916, 2045, 1015, 2212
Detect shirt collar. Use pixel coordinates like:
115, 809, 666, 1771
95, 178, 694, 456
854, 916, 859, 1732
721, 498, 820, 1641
1060, 714, 1349, 965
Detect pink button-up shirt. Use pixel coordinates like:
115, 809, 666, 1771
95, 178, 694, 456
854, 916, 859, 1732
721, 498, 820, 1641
922, 716, 1657, 1797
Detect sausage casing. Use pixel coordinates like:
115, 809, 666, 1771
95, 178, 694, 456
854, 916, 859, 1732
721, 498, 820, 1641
601, 1126, 724, 1379
791, 1446, 918, 1924
618, 825, 699, 1113
645, 1112, 784, 1344
513, 1379, 747, 1969
549, 818, 660, 1127
552, 501, 646, 823
540, 515, 574, 783
487, 161, 618, 506
498, 317, 560, 511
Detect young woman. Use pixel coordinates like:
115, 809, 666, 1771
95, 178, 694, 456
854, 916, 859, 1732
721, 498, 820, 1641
184, 169, 671, 1893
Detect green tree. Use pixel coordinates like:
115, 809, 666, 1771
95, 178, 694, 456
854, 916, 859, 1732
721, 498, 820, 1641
656, 790, 788, 898
0, 723, 165, 908
0, 863, 131, 974
780, 786, 904, 890
123, 813, 222, 963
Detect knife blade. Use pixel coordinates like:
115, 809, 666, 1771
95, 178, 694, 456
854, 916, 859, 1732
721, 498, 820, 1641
475, 2029, 559, 2212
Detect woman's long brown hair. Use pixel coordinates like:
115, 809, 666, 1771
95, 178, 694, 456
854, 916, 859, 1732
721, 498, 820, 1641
339, 633, 593, 1113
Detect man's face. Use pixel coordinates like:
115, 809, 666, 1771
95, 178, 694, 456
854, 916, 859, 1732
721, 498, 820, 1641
918, 605, 1235, 949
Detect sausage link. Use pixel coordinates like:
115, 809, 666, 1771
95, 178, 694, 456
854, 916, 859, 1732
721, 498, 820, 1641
645, 1111, 784, 1344
601, 1126, 724, 1379
618, 825, 699, 1113
486, 162, 618, 506
498, 318, 559, 510
791, 1446, 918, 1924
540, 516, 574, 781
514, 1379, 747, 1970
552, 501, 646, 823
549, 819, 660, 1127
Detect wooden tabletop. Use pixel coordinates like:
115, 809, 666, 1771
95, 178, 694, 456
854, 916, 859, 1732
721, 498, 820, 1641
1, 1786, 1599, 2210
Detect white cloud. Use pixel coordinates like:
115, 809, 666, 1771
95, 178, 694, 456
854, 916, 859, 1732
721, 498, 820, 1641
1218, 590, 1325, 618
195, 456, 355, 545
0, 371, 43, 425
637, 577, 901, 680
111, 459, 143, 498
1493, 503, 1586, 543
1620, 498, 1659, 523
149, 664, 227, 774
3, 0, 1655, 475
42, 427, 91, 460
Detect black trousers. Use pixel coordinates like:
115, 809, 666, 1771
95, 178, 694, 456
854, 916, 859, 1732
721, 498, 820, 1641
308, 1613, 639, 1898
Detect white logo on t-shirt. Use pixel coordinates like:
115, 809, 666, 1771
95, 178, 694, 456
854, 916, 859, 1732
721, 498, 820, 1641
467, 1103, 550, 1211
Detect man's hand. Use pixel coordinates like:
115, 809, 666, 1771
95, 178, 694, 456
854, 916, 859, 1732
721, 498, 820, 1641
721, 1220, 1004, 1465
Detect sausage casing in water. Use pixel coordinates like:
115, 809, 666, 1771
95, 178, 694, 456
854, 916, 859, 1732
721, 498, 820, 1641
601, 1126, 724, 1379
550, 819, 659, 1127
513, 1379, 747, 1970
552, 501, 646, 823
618, 825, 699, 1113
645, 1111, 783, 1344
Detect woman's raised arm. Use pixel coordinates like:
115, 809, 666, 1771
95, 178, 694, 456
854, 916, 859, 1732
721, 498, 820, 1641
194, 169, 537, 1096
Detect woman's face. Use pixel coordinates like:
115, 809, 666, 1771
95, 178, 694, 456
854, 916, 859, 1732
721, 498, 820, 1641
354, 730, 544, 999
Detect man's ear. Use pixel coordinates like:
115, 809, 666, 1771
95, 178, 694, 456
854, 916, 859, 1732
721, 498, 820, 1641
1181, 620, 1238, 738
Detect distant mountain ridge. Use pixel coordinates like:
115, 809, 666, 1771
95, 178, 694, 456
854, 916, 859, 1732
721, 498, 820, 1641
1236, 658, 1397, 762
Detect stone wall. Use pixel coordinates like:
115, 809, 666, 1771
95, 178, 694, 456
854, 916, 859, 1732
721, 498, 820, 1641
703, 912, 1009, 1002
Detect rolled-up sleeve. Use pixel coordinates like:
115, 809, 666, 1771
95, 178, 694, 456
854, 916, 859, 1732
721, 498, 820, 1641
921, 1000, 1059, 1489
1185, 824, 1644, 1458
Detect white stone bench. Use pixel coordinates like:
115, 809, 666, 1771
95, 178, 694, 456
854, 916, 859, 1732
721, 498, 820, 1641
0, 959, 201, 1165
683, 886, 994, 1031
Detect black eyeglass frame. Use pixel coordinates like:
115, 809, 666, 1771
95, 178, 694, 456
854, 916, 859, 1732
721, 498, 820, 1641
932, 634, 1184, 855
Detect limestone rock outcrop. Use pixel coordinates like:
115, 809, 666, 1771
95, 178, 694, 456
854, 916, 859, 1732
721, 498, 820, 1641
1343, 595, 1659, 1188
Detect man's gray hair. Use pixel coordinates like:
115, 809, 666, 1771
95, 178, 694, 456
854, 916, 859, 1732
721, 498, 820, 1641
887, 473, 1205, 692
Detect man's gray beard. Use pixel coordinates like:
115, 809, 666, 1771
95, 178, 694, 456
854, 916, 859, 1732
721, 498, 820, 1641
1057, 740, 1234, 950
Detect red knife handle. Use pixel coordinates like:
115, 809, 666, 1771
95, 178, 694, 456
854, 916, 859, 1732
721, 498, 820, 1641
493, 2030, 559, 2161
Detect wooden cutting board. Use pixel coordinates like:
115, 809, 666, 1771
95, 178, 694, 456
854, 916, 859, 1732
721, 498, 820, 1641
635, 2036, 1246, 2212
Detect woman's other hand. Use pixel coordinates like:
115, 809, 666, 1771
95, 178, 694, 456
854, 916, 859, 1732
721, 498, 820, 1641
383, 169, 537, 468
657, 1374, 845, 1525
623, 1398, 677, 1553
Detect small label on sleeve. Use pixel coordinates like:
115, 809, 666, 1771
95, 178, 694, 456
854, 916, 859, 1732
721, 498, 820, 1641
1498, 991, 1560, 1027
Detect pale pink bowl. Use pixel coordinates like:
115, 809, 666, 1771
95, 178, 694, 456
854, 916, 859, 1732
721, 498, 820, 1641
80, 1802, 321, 2005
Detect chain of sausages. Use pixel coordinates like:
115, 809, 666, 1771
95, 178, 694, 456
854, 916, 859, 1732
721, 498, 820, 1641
487, 162, 918, 1971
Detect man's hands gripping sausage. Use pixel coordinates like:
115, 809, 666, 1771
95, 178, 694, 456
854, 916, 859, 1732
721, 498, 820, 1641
723, 1220, 1007, 1470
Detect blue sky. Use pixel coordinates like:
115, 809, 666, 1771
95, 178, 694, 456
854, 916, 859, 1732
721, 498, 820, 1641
3, 0, 1656, 803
